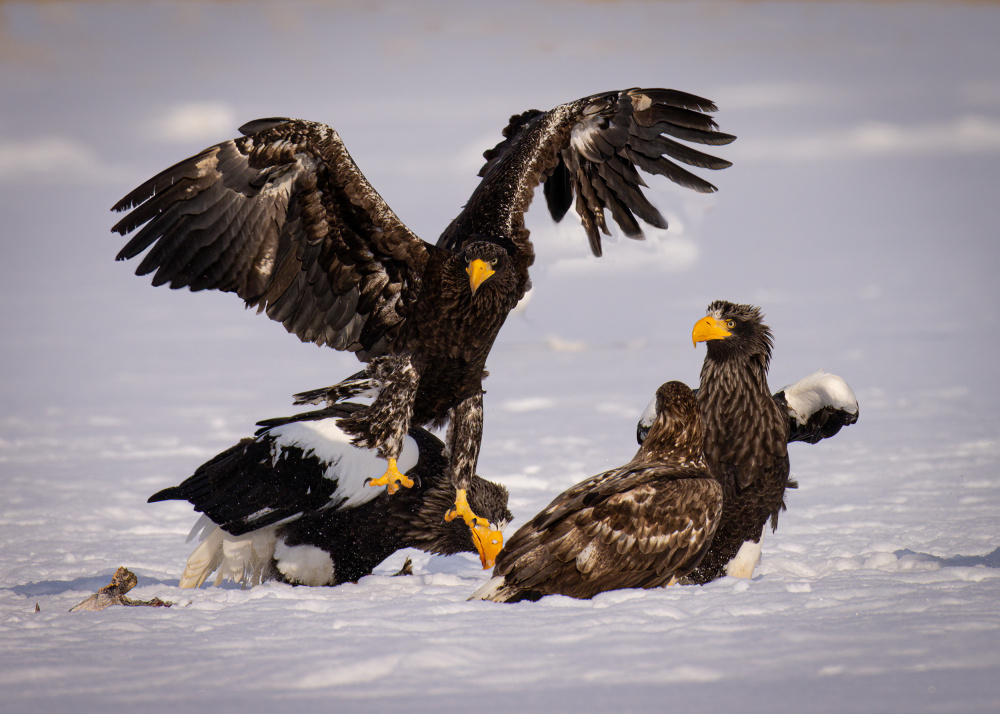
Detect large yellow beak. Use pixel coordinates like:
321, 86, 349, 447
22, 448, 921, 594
692, 315, 731, 347
466, 259, 495, 295
444, 488, 504, 569
471, 524, 504, 570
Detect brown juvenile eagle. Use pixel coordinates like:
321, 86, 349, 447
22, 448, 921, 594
149, 400, 512, 586
112, 88, 734, 567
659, 300, 859, 584
471, 381, 721, 602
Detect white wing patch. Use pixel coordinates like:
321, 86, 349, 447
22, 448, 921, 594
267, 418, 419, 509
781, 370, 859, 425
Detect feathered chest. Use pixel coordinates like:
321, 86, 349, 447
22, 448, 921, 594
403, 258, 521, 366
698, 359, 788, 486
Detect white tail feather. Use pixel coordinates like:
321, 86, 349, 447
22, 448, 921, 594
178, 523, 278, 589
468, 575, 510, 602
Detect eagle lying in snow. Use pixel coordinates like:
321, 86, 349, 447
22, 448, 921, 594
148, 401, 512, 587
635, 301, 859, 584
471, 382, 721, 603
112, 88, 734, 567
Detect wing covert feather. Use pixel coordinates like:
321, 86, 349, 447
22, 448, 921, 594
496, 465, 722, 598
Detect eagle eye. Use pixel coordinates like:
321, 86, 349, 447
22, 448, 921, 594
726, 320, 735, 328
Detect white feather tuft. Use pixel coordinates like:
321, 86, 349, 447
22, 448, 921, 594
273, 542, 336, 586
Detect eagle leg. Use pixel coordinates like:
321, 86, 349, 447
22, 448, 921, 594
440, 391, 501, 568
337, 356, 419, 495
366, 458, 415, 494
444, 488, 504, 569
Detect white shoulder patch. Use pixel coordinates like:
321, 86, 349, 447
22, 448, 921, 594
267, 419, 420, 509
638, 395, 657, 431
781, 370, 859, 424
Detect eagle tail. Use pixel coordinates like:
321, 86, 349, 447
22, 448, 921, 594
178, 521, 277, 589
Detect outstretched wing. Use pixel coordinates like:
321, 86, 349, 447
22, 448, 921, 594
112, 118, 434, 360
774, 370, 860, 444
438, 88, 735, 256
495, 466, 722, 599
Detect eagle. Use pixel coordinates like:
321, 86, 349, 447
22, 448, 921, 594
112, 88, 734, 565
148, 400, 512, 587
646, 300, 859, 584
470, 381, 721, 603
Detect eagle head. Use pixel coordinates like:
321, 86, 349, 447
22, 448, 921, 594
693, 300, 772, 359
462, 239, 514, 297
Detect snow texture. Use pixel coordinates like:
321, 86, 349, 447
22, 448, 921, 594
1, 2, 998, 713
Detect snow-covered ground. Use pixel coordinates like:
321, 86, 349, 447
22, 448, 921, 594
1, 1, 998, 712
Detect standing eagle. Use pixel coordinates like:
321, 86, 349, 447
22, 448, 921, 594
149, 401, 512, 587
637, 367, 859, 582
645, 300, 859, 584
471, 382, 721, 603
112, 88, 734, 565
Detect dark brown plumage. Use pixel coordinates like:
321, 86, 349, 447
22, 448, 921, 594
639, 370, 859, 448
635, 318, 859, 584
148, 402, 512, 588
471, 382, 721, 603
683, 300, 794, 584
112, 89, 734, 565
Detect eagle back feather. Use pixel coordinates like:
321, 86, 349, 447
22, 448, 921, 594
487, 381, 720, 601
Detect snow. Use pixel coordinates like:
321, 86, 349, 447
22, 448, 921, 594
1, 1, 999, 712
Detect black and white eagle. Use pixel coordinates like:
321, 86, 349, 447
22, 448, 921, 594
471, 381, 721, 603
635, 301, 859, 584
112, 88, 734, 566
148, 401, 512, 587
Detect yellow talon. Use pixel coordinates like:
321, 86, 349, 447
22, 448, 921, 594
444, 487, 473, 522
446, 488, 504, 569
366, 458, 415, 495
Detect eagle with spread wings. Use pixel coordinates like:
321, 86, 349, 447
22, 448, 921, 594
112, 88, 734, 567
